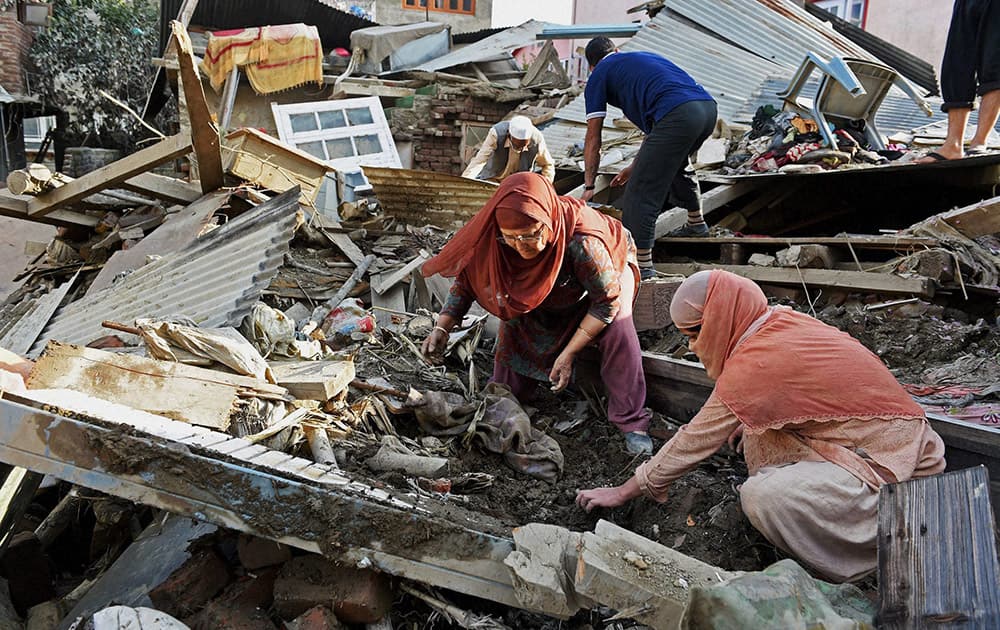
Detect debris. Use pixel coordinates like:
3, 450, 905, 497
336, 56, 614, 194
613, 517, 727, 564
224, 128, 332, 205
273, 556, 393, 624
88, 606, 190, 630
148, 549, 230, 619
270, 361, 355, 401
237, 536, 292, 571
366, 435, 449, 478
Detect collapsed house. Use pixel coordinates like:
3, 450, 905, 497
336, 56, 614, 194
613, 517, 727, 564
0, 0, 998, 628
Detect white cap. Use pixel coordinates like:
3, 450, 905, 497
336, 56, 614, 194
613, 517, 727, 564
508, 116, 533, 140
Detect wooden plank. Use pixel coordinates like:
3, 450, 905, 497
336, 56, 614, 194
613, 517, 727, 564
370, 251, 431, 295
0, 271, 79, 355
26, 135, 192, 218
0, 192, 98, 228
313, 214, 367, 266
172, 21, 224, 193
224, 128, 330, 205
940, 196, 1000, 239
0, 391, 554, 616
0, 466, 44, 553
656, 234, 938, 250
270, 361, 356, 401
26, 342, 254, 431
633, 278, 681, 332
120, 172, 201, 204
877, 466, 1000, 629
653, 262, 935, 297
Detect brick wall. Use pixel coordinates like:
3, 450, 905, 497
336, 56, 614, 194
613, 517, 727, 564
394, 87, 516, 176
0, 6, 33, 95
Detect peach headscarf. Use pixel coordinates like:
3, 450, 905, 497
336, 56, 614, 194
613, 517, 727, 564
670, 270, 924, 432
422, 172, 632, 321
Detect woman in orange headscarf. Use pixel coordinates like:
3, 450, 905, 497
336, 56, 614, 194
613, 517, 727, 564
576, 269, 946, 582
421, 172, 653, 454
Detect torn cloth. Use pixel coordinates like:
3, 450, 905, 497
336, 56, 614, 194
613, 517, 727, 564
903, 382, 1000, 426
408, 383, 564, 483
201, 24, 323, 94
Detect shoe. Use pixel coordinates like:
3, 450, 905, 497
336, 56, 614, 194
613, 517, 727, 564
665, 222, 709, 238
624, 431, 653, 455
639, 267, 657, 281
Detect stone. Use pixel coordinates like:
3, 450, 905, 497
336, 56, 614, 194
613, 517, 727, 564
25, 600, 60, 630
237, 535, 292, 570
286, 605, 345, 630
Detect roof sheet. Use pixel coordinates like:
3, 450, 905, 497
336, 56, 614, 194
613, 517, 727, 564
411, 20, 549, 73
362, 167, 497, 227
29, 188, 301, 357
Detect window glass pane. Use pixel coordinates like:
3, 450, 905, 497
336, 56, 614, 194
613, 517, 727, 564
297, 141, 326, 159
850, 2, 863, 20
345, 107, 374, 126
318, 110, 347, 129
355, 134, 383, 156
449, 0, 458, 10
290, 113, 318, 133
326, 138, 355, 159
463, 0, 473, 12
22, 118, 42, 138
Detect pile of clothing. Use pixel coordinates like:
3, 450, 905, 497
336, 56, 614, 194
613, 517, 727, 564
722, 105, 904, 175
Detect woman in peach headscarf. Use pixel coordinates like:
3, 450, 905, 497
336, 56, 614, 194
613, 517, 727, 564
420, 172, 653, 454
576, 269, 945, 581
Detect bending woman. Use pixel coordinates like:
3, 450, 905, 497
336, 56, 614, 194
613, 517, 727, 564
420, 172, 653, 454
576, 269, 946, 581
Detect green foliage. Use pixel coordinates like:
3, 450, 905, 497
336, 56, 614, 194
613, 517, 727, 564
30, 0, 160, 150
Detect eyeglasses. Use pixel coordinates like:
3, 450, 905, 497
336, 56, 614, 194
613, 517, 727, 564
497, 225, 545, 245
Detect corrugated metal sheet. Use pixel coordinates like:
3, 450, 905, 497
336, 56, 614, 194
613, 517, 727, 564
555, 10, 781, 125
159, 0, 376, 52
453, 26, 508, 45
412, 20, 549, 73
804, 3, 938, 95
29, 189, 301, 357
544, 121, 635, 169
0, 272, 78, 356
363, 167, 497, 226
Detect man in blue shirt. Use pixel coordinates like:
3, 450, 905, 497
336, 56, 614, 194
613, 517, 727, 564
581, 37, 717, 280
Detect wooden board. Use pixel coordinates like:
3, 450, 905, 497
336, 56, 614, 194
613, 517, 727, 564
656, 234, 938, 251
26, 135, 193, 218
0, 192, 98, 228
270, 361, 356, 401
26, 341, 287, 430
120, 172, 201, 205
224, 128, 330, 205
653, 263, 935, 297
940, 196, 1000, 239
633, 277, 682, 332
877, 466, 1000, 629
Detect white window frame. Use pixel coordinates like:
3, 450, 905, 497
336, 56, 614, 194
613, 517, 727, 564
814, 0, 865, 25
23, 115, 56, 151
271, 96, 401, 171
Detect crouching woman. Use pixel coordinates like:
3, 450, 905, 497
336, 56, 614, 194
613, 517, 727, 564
576, 269, 946, 581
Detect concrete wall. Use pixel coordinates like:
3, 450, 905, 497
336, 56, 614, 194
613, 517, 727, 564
569, 0, 648, 81
0, 6, 33, 95
861, 0, 953, 74
375, 0, 492, 32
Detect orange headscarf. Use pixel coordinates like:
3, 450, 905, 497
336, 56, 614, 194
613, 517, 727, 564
422, 172, 632, 321
672, 270, 924, 433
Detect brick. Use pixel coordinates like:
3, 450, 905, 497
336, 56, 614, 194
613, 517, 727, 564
148, 549, 231, 619
186, 568, 278, 630
286, 605, 345, 630
0, 532, 54, 615
237, 535, 291, 570
273, 556, 393, 624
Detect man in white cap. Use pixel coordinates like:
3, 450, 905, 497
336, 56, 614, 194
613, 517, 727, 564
462, 115, 555, 182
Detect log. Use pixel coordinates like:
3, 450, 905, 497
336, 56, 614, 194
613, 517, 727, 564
6, 164, 71, 196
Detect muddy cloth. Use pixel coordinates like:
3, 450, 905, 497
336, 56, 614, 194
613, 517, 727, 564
681, 559, 875, 630
407, 383, 564, 483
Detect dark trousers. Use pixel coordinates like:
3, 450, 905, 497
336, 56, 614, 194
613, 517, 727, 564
941, 0, 1000, 110
623, 99, 717, 249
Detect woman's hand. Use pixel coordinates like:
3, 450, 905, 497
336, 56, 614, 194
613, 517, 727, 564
421, 327, 449, 364
727, 424, 745, 453
549, 350, 575, 392
610, 163, 634, 187
576, 486, 629, 512
581, 188, 596, 203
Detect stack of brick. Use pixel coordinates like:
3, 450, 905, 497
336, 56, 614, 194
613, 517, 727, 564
0, 5, 33, 95
394, 86, 517, 176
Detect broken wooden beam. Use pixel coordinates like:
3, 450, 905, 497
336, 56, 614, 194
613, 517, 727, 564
0, 192, 99, 228
877, 466, 1000, 628
120, 172, 202, 205
653, 263, 936, 297
25, 135, 193, 218
172, 20, 224, 193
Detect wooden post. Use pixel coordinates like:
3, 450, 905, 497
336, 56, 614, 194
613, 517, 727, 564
172, 20, 224, 193
877, 466, 1000, 628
